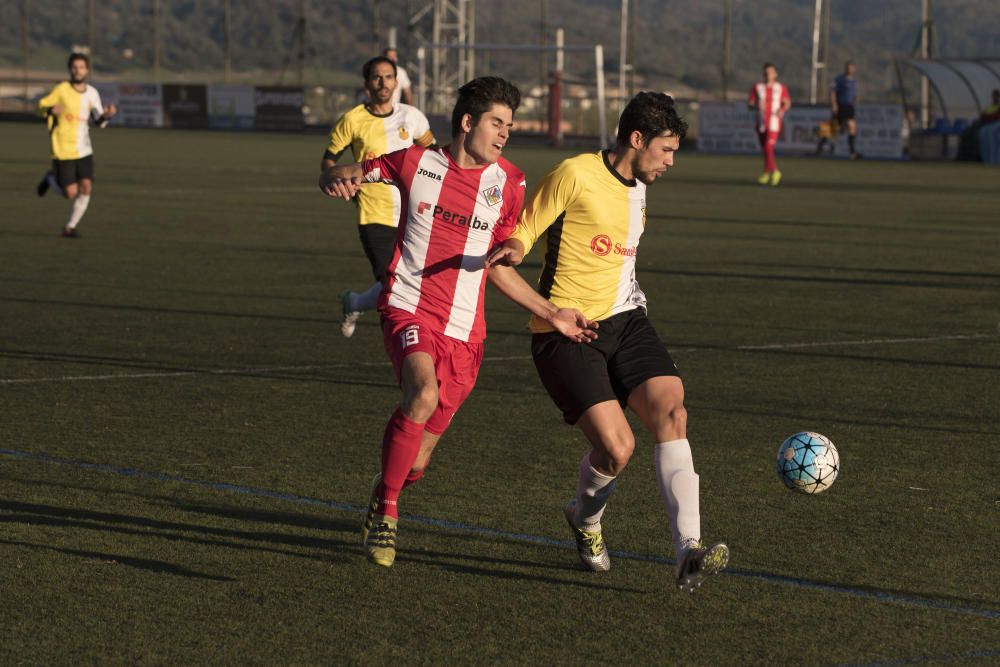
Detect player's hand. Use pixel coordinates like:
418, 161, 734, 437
548, 308, 599, 344
485, 240, 524, 268
104, 104, 117, 117
51, 105, 64, 117
319, 174, 363, 199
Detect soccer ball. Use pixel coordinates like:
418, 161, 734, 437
776, 432, 840, 494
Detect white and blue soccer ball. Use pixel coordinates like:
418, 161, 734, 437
776, 432, 840, 494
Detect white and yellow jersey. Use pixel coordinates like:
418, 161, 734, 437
325, 103, 434, 227
510, 151, 648, 333
38, 82, 105, 160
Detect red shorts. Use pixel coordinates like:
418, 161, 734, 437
381, 307, 484, 435
757, 129, 780, 147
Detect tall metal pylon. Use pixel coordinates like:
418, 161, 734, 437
408, 0, 475, 113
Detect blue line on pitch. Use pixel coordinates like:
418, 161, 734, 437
3, 447, 1000, 623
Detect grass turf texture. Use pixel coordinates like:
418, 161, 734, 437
1, 123, 998, 664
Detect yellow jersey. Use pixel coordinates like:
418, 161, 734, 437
511, 151, 648, 333
326, 103, 435, 227
38, 81, 105, 160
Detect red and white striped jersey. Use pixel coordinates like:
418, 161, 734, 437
361, 145, 526, 343
748, 81, 790, 133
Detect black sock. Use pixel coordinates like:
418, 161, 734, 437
848, 134, 856, 153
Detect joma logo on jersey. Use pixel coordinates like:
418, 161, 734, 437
417, 167, 443, 181
590, 234, 636, 257
417, 202, 491, 231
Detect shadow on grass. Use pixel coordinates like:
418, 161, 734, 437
728, 566, 1000, 617
0, 537, 236, 582
397, 550, 645, 593
0, 499, 360, 565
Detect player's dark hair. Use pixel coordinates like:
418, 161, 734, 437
451, 76, 521, 137
763, 62, 777, 72
68, 53, 90, 69
362, 56, 396, 80
615, 92, 688, 146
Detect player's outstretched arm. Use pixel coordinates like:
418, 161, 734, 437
484, 238, 525, 268
487, 264, 598, 343
319, 163, 364, 200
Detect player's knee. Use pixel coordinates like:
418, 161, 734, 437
602, 432, 636, 475
403, 382, 439, 422
667, 404, 688, 436
649, 400, 687, 440
80, 182, 93, 195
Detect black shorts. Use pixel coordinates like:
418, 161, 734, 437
53, 155, 95, 188
836, 104, 856, 125
358, 223, 397, 284
531, 308, 680, 425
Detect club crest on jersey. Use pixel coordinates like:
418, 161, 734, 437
399, 126, 409, 140
482, 185, 503, 207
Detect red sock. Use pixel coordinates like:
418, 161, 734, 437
377, 409, 425, 519
402, 467, 425, 489
763, 143, 777, 172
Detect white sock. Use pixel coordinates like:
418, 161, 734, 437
654, 439, 701, 558
573, 453, 617, 531
349, 281, 383, 311
47, 173, 64, 196
66, 193, 91, 230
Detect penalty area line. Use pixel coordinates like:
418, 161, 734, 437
2, 447, 999, 622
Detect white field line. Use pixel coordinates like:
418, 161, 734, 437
737, 332, 999, 350
2, 333, 997, 386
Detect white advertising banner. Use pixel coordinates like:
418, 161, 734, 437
96, 83, 163, 127
698, 102, 903, 159
207, 85, 255, 129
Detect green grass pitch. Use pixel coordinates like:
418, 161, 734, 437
1, 122, 998, 664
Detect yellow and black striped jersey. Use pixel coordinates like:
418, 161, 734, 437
510, 150, 648, 333
326, 103, 435, 228
37, 82, 105, 160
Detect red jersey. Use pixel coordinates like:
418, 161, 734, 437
749, 81, 790, 133
361, 145, 526, 343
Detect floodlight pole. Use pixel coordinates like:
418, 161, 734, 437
298, 0, 306, 87
920, 0, 931, 128
820, 0, 831, 94
21, 0, 29, 108
627, 0, 636, 96
618, 0, 628, 115
809, 0, 823, 104
722, 0, 732, 101
596, 44, 608, 149
87, 0, 95, 64
153, 0, 160, 81
223, 0, 231, 83
416, 46, 427, 111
